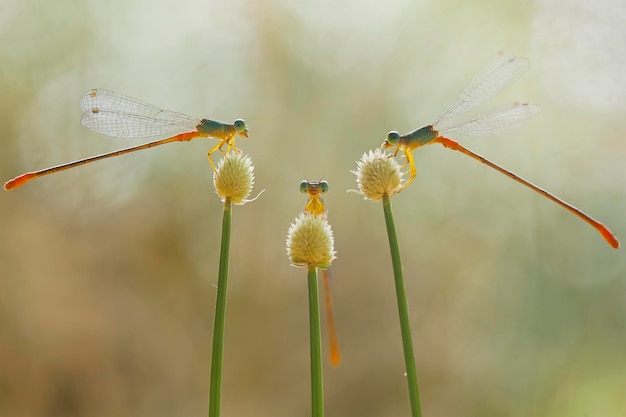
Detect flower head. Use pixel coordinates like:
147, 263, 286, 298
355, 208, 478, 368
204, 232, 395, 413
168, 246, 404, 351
352, 148, 404, 200
213, 152, 255, 204
287, 212, 336, 269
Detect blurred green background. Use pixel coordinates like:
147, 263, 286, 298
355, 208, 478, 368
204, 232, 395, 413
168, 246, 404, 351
1, 0, 625, 416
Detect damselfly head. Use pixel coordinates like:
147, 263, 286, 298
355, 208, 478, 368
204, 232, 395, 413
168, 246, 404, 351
384, 131, 401, 148
233, 119, 248, 137
299, 180, 329, 196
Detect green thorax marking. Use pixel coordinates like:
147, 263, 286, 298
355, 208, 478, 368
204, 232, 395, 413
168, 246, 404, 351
403, 125, 437, 147
196, 119, 232, 136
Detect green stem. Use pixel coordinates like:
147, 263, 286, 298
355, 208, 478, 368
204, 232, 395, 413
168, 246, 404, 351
382, 194, 422, 417
307, 266, 324, 417
208, 198, 232, 417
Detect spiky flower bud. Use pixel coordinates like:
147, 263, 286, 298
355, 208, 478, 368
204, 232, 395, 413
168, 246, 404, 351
352, 148, 404, 200
213, 152, 255, 205
287, 212, 336, 269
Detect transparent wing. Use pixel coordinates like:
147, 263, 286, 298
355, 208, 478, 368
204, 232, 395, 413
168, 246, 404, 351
433, 52, 529, 126
438, 103, 541, 136
80, 110, 201, 138
80, 89, 201, 138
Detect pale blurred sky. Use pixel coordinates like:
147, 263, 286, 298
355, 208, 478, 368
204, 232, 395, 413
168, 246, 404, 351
532, 0, 626, 111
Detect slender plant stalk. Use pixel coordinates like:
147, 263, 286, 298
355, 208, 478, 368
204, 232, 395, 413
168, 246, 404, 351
208, 197, 232, 417
382, 193, 422, 417
307, 265, 324, 417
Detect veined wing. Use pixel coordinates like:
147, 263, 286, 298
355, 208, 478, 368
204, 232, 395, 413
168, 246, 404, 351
80, 89, 200, 138
437, 103, 541, 136
433, 52, 529, 126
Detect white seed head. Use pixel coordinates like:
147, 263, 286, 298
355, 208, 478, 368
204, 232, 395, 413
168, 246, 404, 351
352, 148, 403, 200
213, 152, 255, 205
287, 212, 336, 269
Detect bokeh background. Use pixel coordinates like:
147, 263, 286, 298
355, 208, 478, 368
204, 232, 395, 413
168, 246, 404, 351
1, 0, 625, 416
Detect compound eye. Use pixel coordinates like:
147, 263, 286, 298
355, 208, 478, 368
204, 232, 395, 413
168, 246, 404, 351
233, 119, 247, 132
319, 180, 329, 194
299, 180, 309, 194
386, 131, 401, 145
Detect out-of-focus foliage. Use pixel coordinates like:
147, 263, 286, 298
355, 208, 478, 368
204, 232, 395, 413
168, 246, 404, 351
1, 0, 625, 416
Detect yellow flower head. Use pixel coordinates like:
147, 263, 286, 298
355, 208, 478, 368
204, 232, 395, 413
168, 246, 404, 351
287, 212, 336, 269
213, 152, 255, 205
352, 148, 404, 200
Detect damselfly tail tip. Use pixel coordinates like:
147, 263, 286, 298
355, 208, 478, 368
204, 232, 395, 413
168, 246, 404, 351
4, 173, 33, 191
4, 179, 19, 191
599, 226, 620, 249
